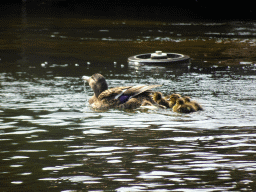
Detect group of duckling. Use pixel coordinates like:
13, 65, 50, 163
151, 92, 203, 113
82, 73, 203, 113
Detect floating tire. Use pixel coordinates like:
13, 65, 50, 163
128, 51, 190, 65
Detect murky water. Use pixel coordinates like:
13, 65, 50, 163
1, 15, 256, 191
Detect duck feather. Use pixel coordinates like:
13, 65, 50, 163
98, 85, 161, 101
123, 84, 162, 99
98, 86, 132, 100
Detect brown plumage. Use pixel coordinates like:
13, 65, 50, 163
164, 93, 181, 101
82, 73, 162, 110
183, 96, 203, 111
151, 92, 170, 108
173, 98, 196, 113
164, 93, 181, 108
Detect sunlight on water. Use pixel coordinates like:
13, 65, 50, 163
0, 17, 256, 191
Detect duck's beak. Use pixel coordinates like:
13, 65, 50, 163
82, 76, 90, 82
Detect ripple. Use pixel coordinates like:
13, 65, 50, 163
16, 150, 47, 152
60, 175, 101, 182
42, 164, 83, 171
10, 165, 23, 168
0, 129, 47, 136
116, 186, 146, 192
28, 139, 73, 143
137, 171, 177, 180
18, 172, 32, 176
83, 129, 111, 135
132, 160, 147, 164
10, 156, 29, 159
97, 138, 123, 142
87, 152, 112, 156
107, 159, 122, 163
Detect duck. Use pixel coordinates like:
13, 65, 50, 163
183, 96, 203, 111
164, 93, 181, 108
151, 92, 170, 108
82, 73, 163, 109
173, 98, 196, 113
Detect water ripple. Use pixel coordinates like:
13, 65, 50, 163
1, 19, 256, 192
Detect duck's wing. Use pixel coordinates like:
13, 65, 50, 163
98, 84, 162, 102
98, 86, 132, 100
123, 85, 162, 98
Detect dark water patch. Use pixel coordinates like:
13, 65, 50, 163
1, 17, 256, 71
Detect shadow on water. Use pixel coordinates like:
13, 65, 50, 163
1, 9, 256, 192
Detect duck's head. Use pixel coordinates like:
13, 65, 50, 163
152, 92, 163, 101
169, 94, 181, 103
82, 73, 108, 98
176, 98, 185, 105
165, 93, 180, 100
183, 96, 191, 102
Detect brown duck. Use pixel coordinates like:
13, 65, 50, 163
173, 98, 196, 113
183, 96, 203, 111
82, 73, 162, 109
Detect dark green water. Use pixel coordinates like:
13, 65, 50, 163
1, 13, 256, 191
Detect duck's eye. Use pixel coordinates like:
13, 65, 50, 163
91, 76, 95, 81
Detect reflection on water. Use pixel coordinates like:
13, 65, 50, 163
1, 16, 256, 191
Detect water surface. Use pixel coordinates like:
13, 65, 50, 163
0, 16, 256, 191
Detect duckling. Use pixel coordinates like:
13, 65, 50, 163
183, 96, 203, 111
82, 73, 162, 110
140, 100, 160, 110
164, 93, 181, 101
151, 92, 170, 108
173, 98, 196, 113
164, 93, 181, 108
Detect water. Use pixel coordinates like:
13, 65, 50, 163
1, 15, 256, 191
